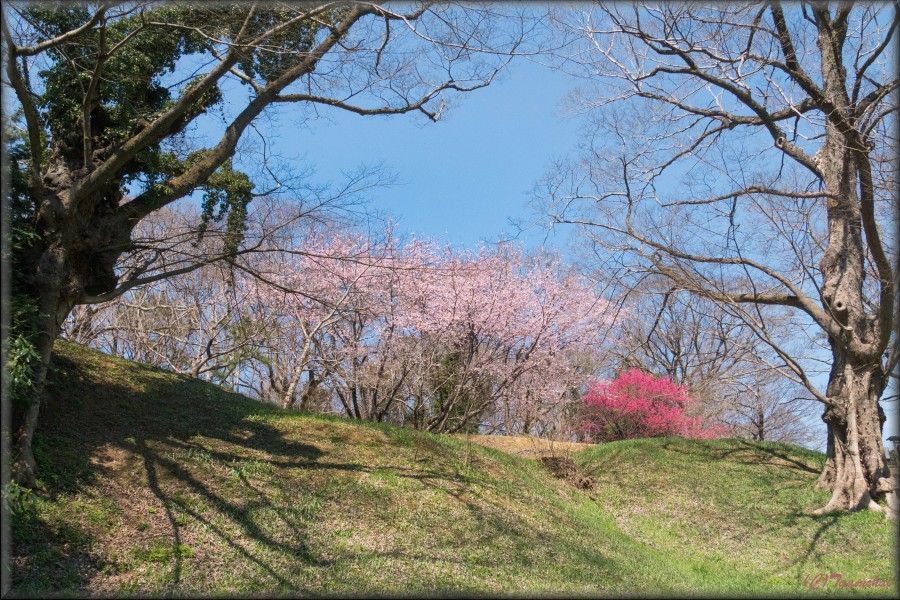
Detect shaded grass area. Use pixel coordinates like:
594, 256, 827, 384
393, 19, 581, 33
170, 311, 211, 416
6, 340, 897, 596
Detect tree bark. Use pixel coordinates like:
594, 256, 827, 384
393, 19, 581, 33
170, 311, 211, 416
11, 274, 79, 486
810, 28, 895, 512
815, 359, 892, 513
816, 422, 836, 490
11, 391, 43, 488
11, 156, 130, 485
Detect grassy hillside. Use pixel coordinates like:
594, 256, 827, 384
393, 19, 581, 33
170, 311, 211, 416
6, 340, 897, 596
576, 438, 897, 594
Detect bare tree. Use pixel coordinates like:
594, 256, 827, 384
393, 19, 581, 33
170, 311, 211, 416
611, 282, 818, 444
544, 2, 897, 514
2, 1, 545, 485
724, 368, 820, 446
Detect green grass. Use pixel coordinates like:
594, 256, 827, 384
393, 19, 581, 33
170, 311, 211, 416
575, 437, 897, 596
6, 340, 897, 596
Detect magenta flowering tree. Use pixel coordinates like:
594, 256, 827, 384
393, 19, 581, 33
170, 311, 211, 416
579, 369, 726, 442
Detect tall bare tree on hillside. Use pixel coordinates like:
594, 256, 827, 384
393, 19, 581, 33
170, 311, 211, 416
544, 2, 898, 514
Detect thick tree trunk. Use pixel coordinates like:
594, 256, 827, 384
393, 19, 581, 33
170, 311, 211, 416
815, 359, 894, 514
11, 157, 130, 486
807, 29, 897, 514
11, 286, 76, 486
11, 395, 43, 488
816, 422, 836, 490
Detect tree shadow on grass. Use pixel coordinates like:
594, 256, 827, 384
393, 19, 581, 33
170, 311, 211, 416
714, 440, 821, 475
590, 439, 877, 586
778, 511, 841, 572
13, 345, 652, 595
130, 434, 328, 590
11, 346, 330, 594
15, 344, 620, 595
7, 501, 104, 598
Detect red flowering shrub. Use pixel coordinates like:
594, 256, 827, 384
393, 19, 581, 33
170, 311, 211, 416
578, 369, 725, 442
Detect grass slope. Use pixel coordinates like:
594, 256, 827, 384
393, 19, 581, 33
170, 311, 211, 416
6, 340, 897, 597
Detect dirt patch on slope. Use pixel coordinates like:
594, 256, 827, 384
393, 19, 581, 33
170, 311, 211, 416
459, 434, 594, 460
539, 456, 594, 491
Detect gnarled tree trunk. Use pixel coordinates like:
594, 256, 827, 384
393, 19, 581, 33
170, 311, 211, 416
810, 27, 896, 511
815, 358, 892, 513
11, 163, 130, 486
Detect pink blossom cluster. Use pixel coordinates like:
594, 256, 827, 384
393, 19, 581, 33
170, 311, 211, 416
579, 369, 726, 442
243, 227, 614, 432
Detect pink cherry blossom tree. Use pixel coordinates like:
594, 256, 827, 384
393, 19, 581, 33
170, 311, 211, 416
390, 246, 613, 433
67, 205, 616, 436
247, 234, 615, 434
240, 225, 406, 410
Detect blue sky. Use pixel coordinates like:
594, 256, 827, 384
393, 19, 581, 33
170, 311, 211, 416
225, 58, 583, 250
